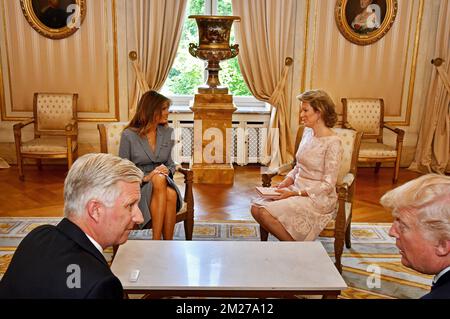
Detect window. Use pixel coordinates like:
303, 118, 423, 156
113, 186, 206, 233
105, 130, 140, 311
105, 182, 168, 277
162, 0, 264, 110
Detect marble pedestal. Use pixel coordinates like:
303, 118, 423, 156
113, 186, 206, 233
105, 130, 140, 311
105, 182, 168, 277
190, 93, 236, 184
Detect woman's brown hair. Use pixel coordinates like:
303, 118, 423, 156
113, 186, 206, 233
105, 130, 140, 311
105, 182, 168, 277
297, 89, 338, 128
126, 90, 171, 136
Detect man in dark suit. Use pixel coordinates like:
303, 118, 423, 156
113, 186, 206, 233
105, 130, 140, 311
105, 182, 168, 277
0, 153, 144, 298
380, 174, 450, 299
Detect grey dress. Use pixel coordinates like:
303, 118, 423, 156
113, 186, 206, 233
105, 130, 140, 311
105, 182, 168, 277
119, 126, 182, 228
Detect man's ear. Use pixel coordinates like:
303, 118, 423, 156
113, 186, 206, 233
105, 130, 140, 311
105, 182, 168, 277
86, 200, 102, 223
435, 240, 450, 257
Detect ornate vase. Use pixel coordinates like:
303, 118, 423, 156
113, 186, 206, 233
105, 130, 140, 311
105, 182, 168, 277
189, 15, 240, 94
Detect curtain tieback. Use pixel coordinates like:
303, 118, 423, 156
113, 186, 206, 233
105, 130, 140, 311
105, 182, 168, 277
268, 57, 293, 107
432, 58, 450, 95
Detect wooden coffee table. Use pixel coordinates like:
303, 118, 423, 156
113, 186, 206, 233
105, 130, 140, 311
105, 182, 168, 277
110, 240, 346, 299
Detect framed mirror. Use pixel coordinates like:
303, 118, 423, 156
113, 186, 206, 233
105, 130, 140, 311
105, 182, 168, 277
335, 0, 398, 46
20, 0, 86, 39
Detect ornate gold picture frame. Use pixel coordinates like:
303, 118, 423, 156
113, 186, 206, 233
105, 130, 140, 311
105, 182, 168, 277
335, 0, 398, 46
20, 0, 86, 40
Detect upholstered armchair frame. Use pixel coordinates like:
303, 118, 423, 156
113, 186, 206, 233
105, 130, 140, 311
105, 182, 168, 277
13, 93, 78, 181
261, 126, 362, 273
341, 98, 404, 183
97, 123, 194, 241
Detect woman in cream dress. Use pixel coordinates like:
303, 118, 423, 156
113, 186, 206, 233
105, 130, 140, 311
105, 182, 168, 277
251, 90, 343, 241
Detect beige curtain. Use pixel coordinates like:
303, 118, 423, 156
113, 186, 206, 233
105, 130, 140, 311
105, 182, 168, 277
129, 0, 187, 117
232, 0, 295, 170
409, 1, 450, 174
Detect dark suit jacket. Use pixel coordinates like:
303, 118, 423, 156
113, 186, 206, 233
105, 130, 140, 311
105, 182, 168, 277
422, 270, 450, 299
0, 218, 123, 299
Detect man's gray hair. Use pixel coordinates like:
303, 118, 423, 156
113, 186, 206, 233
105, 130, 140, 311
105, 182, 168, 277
64, 153, 143, 217
380, 174, 450, 242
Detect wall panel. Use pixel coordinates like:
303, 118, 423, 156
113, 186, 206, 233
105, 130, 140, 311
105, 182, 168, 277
0, 0, 118, 121
304, 0, 423, 125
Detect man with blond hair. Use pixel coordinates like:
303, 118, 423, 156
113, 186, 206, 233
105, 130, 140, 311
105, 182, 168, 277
380, 174, 450, 299
0, 153, 144, 298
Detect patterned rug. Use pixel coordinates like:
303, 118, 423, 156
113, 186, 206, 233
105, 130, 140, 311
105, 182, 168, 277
0, 217, 433, 299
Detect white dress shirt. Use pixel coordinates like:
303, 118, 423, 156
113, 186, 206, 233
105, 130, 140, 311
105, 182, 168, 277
433, 266, 450, 285
85, 233, 104, 256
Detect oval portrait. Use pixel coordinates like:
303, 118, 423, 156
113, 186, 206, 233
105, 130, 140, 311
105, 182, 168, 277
335, 0, 398, 45
20, 0, 86, 39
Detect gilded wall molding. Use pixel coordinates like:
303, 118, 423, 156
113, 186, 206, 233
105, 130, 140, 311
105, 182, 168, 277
0, 0, 119, 122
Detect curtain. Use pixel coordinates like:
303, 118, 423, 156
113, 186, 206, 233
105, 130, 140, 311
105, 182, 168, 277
128, 0, 187, 117
409, 1, 450, 174
232, 0, 295, 170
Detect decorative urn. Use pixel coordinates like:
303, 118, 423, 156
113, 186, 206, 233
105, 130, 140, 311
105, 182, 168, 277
188, 15, 241, 94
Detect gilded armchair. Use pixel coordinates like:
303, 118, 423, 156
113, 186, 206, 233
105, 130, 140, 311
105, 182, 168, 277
97, 123, 194, 240
341, 98, 404, 183
13, 93, 78, 180
261, 126, 362, 273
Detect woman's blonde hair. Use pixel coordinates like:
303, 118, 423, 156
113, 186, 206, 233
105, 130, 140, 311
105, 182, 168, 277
297, 89, 338, 128
380, 174, 450, 242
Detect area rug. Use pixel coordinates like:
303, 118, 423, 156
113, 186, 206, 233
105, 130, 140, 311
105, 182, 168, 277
0, 217, 433, 299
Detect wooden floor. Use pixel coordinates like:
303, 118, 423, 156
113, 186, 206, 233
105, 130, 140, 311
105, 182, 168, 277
0, 164, 421, 222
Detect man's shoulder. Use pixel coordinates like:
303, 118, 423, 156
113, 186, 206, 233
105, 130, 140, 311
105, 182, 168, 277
422, 274, 450, 299
20, 223, 59, 242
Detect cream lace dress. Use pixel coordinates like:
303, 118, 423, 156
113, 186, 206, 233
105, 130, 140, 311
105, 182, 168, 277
255, 128, 343, 241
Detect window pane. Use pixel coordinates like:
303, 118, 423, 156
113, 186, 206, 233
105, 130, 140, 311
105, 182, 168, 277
163, 0, 252, 98
216, 0, 232, 15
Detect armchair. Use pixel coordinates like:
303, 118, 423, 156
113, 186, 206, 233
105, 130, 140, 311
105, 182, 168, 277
261, 126, 362, 273
13, 93, 78, 180
341, 98, 404, 183
97, 123, 194, 240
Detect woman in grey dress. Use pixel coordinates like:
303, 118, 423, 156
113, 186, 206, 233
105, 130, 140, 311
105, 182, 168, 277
119, 91, 182, 240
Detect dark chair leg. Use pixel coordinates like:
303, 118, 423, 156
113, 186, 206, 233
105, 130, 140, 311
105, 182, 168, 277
334, 231, 345, 274
184, 216, 194, 240
345, 224, 351, 249
37, 159, 42, 170
260, 225, 269, 241
393, 159, 400, 183
374, 162, 381, 173
18, 155, 24, 181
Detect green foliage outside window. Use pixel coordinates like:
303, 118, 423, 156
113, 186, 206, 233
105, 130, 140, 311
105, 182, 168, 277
163, 0, 252, 97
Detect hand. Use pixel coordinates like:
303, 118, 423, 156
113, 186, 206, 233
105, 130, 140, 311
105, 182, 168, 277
154, 164, 169, 175
275, 177, 294, 189
273, 188, 297, 200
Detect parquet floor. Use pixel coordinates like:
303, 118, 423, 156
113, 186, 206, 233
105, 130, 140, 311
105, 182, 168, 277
0, 164, 422, 222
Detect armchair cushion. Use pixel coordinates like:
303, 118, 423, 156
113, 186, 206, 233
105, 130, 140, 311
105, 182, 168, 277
36, 94, 76, 131
103, 122, 129, 156
334, 128, 357, 184
21, 137, 77, 154
344, 99, 381, 135
359, 141, 397, 158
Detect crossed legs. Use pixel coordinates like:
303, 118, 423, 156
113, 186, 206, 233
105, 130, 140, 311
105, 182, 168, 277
251, 205, 294, 241
150, 173, 177, 240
